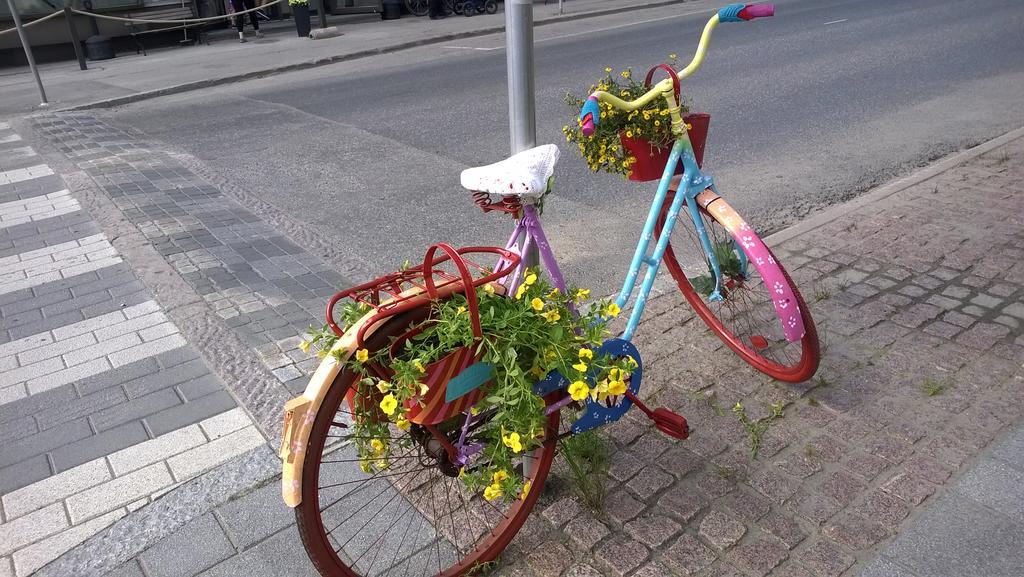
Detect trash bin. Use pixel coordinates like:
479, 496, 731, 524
381, 0, 401, 20
84, 35, 115, 60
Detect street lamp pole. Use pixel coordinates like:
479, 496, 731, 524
504, 0, 536, 154
6, 0, 48, 106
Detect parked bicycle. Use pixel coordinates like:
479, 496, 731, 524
282, 4, 819, 576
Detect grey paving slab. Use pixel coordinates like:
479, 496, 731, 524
882, 494, 1024, 577
214, 480, 293, 550
990, 425, 1024, 470
198, 524, 317, 577
951, 458, 1024, 524
49, 421, 149, 473
139, 514, 236, 577
143, 390, 237, 437
0, 453, 50, 495
859, 555, 920, 577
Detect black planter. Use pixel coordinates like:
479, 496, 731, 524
292, 3, 311, 37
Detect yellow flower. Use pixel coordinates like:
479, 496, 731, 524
413, 359, 426, 373
355, 348, 369, 363
502, 432, 523, 453
573, 288, 590, 303
484, 483, 503, 501
621, 70, 631, 78
669, 53, 677, 60
568, 380, 590, 401
625, 356, 639, 369
360, 461, 373, 474
541, 309, 561, 323
419, 382, 430, 396
591, 379, 609, 401
525, 272, 537, 285
521, 480, 533, 500
456, 306, 466, 314
531, 297, 545, 311
370, 438, 385, 455
375, 459, 388, 470
379, 394, 398, 415
483, 283, 496, 295
578, 348, 593, 361
609, 368, 621, 381
376, 380, 391, 394
317, 349, 328, 359
395, 416, 410, 430
604, 303, 621, 317
548, 288, 560, 297
298, 340, 311, 353
608, 380, 627, 396
625, 130, 633, 138
515, 283, 528, 299
572, 361, 588, 372
604, 67, 612, 73
493, 470, 509, 483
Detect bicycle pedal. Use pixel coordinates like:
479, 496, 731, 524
651, 408, 689, 440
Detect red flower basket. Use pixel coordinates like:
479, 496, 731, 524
621, 112, 711, 182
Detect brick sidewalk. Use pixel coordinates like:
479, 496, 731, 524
4, 113, 1022, 577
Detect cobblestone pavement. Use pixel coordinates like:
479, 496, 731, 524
4, 114, 1023, 577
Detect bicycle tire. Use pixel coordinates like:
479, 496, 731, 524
656, 189, 820, 382
295, 305, 561, 577
483, 0, 496, 13
405, 0, 429, 16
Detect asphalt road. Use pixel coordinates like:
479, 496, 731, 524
105, 0, 1024, 295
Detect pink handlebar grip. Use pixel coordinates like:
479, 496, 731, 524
580, 116, 595, 137
739, 3, 774, 19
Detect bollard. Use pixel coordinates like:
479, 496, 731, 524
6, 0, 48, 106
63, 5, 87, 71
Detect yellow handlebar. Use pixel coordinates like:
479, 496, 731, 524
590, 14, 721, 113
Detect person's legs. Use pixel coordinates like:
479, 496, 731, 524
244, 0, 261, 35
230, 0, 246, 40
428, 0, 444, 18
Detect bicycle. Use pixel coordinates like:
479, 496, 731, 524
281, 4, 819, 576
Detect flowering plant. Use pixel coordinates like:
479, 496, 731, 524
288, 0, 308, 5
563, 56, 689, 179
302, 269, 638, 502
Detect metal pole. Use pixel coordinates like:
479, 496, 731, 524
63, 5, 87, 71
558, 0, 562, 15
6, 0, 48, 106
318, 0, 328, 28
504, 0, 535, 154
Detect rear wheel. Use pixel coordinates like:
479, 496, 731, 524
404, 0, 429, 16
295, 307, 561, 577
483, 0, 496, 13
656, 190, 820, 382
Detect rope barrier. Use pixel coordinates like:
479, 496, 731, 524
0, 9, 62, 37
69, 0, 284, 25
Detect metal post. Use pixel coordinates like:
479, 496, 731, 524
505, 0, 536, 154
318, 0, 328, 28
504, 0, 537, 266
6, 0, 48, 106
63, 5, 87, 71
558, 0, 562, 15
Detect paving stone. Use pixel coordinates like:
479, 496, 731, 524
727, 537, 788, 577
525, 541, 572, 576
697, 510, 745, 551
864, 431, 915, 464
823, 511, 889, 551
818, 470, 866, 506
796, 538, 855, 577
0, 502, 69, 557
65, 462, 173, 524
882, 472, 936, 506
775, 452, 822, 479
50, 421, 149, 473
140, 514, 235, 577
0, 417, 92, 469
664, 534, 715, 575
605, 490, 644, 524
657, 484, 704, 523
11, 509, 124, 577
564, 513, 609, 551
630, 560, 674, 577
841, 451, 892, 483
956, 322, 1011, 349
144, 390, 237, 437
760, 510, 808, 549
626, 466, 674, 500
594, 537, 648, 577
747, 468, 800, 504
540, 497, 581, 528
166, 426, 264, 481
969, 293, 1002, 309
787, 491, 842, 526
563, 563, 602, 577
625, 514, 681, 548
852, 489, 911, 531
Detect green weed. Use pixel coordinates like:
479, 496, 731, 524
559, 430, 610, 512
921, 378, 946, 397
732, 402, 785, 458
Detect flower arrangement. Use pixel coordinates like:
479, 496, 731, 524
302, 270, 638, 502
288, 0, 308, 5
563, 56, 689, 179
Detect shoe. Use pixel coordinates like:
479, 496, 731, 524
255, 30, 264, 39
239, 36, 247, 43
429, 13, 446, 19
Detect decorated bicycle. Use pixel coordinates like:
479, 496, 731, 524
281, 4, 819, 575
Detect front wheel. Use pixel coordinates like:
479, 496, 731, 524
295, 307, 561, 577
483, 0, 496, 13
656, 190, 820, 382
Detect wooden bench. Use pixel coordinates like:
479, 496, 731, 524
124, 3, 207, 55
